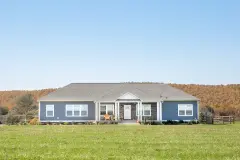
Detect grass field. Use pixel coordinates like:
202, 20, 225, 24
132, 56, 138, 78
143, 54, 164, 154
0, 124, 240, 160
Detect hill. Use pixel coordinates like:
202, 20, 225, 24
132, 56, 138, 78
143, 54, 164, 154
0, 84, 240, 115
0, 89, 56, 108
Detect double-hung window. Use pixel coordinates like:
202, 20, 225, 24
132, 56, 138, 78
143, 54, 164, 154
46, 105, 54, 117
143, 104, 151, 116
100, 104, 114, 120
66, 104, 88, 117
136, 104, 151, 116
178, 104, 193, 116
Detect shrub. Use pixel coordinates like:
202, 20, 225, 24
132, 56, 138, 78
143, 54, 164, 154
87, 121, 94, 125
179, 120, 184, 124
190, 119, 199, 124
200, 106, 215, 124
99, 121, 105, 125
162, 120, 182, 125
188, 121, 193, 125
109, 121, 114, 124
0, 106, 9, 115
172, 121, 179, 125
167, 120, 173, 124
63, 122, 69, 125
29, 118, 39, 125
199, 112, 205, 123
141, 121, 151, 125
97, 121, 118, 125
6, 115, 21, 125
151, 121, 163, 125
20, 122, 28, 125
164, 120, 174, 125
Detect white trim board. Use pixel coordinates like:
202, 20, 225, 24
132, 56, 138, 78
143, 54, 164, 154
38, 101, 41, 121
117, 92, 140, 100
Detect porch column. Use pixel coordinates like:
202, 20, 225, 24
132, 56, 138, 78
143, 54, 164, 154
95, 102, 98, 121
137, 102, 140, 121
98, 102, 101, 121
160, 101, 163, 121
117, 102, 120, 121
157, 102, 160, 121
114, 102, 118, 120
139, 102, 143, 122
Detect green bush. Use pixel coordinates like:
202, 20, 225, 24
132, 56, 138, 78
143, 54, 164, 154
86, 121, 94, 125
163, 120, 183, 125
97, 121, 118, 125
0, 106, 9, 115
190, 119, 199, 124
163, 120, 176, 125
167, 120, 173, 124
151, 121, 163, 125
20, 122, 28, 125
179, 120, 184, 124
6, 115, 21, 125
99, 121, 106, 125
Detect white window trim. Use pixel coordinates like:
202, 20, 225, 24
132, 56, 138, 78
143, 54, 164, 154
46, 105, 54, 117
136, 104, 151, 116
178, 104, 193, 116
65, 104, 88, 117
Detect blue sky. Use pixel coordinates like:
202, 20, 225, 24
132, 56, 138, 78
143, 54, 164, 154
0, 0, 239, 90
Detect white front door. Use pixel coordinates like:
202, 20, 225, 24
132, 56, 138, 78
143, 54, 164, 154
124, 105, 131, 119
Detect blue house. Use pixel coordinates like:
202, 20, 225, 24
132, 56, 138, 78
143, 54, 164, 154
39, 83, 199, 123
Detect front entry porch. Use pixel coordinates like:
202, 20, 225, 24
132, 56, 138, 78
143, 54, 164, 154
96, 101, 159, 123
119, 103, 137, 121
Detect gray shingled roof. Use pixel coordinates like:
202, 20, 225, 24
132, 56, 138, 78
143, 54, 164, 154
39, 83, 199, 101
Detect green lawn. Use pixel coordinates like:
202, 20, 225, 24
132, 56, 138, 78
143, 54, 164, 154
0, 124, 240, 160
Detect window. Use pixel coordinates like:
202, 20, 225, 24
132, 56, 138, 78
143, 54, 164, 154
100, 105, 106, 115
178, 104, 193, 116
66, 104, 88, 117
136, 104, 151, 116
100, 105, 114, 116
143, 104, 151, 116
46, 105, 54, 117
100, 104, 114, 120
107, 105, 114, 115
81, 105, 88, 116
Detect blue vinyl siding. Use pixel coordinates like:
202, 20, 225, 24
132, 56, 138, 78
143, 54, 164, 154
40, 101, 95, 122
162, 101, 198, 121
